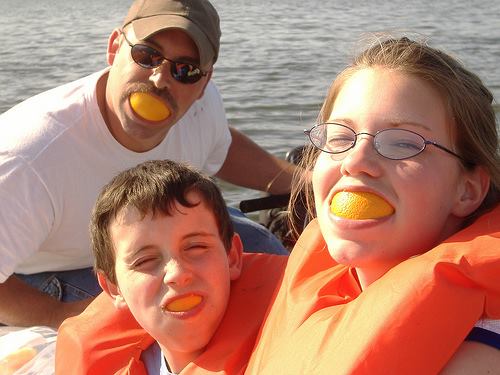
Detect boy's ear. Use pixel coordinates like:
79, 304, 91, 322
228, 234, 244, 281
106, 28, 122, 66
452, 166, 490, 217
97, 271, 127, 310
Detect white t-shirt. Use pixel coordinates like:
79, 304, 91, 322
0, 69, 231, 279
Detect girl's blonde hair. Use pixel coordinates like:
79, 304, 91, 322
290, 36, 499, 236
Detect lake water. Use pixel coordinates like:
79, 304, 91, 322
1, 0, 498, 206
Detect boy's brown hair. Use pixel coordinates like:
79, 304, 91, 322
90, 159, 234, 283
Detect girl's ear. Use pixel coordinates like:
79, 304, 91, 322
97, 272, 127, 310
106, 28, 122, 66
452, 166, 490, 217
227, 234, 244, 281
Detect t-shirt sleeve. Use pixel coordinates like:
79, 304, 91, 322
0, 156, 53, 281
199, 82, 231, 175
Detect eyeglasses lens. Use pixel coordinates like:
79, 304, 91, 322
309, 126, 327, 149
131, 45, 162, 69
375, 129, 425, 159
171, 63, 203, 84
311, 124, 355, 153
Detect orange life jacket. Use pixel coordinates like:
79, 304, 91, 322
55, 253, 288, 375
246, 205, 500, 374
56, 207, 500, 375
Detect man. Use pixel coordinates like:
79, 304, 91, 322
0, 0, 293, 328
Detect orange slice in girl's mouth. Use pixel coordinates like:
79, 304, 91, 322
330, 191, 394, 220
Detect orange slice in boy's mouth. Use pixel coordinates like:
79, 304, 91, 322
164, 295, 203, 312
330, 191, 394, 220
129, 92, 170, 122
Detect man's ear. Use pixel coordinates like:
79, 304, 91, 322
197, 70, 213, 99
227, 233, 243, 281
106, 28, 122, 66
97, 271, 127, 309
452, 166, 490, 217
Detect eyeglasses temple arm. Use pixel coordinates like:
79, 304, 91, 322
427, 141, 468, 164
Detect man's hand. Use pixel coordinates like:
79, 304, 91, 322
0, 275, 94, 329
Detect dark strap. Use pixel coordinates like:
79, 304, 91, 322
239, 193, 290, 213
465, 327, 500, 349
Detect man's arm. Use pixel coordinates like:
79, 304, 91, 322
0, 275, 93, 329
215, 127, 297, 195
440, 341, 500, 374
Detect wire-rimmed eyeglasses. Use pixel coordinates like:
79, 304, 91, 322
304, 122, 467, 162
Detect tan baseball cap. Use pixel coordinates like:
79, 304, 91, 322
122, 0, 221, 71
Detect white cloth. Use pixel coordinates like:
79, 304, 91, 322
475, 318, 500, 334
0, 69, 231, 280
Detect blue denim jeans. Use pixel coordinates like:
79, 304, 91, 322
15, 208, 287, 302
227, 207, 288, 255
15, 267, 101, 302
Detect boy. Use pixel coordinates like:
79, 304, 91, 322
56, 160, 287, 374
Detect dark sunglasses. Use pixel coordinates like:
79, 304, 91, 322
121, 31, 208, 84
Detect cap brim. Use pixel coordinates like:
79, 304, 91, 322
130, 15, 214, 71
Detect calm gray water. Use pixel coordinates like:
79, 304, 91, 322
1, 0, 499, 206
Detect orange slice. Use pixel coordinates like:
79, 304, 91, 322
165, 295, 202, 312
129, 92, 170, 122
330, 191, 394, 220
0, 346, 37, 374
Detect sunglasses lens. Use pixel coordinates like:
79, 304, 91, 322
131, 45, 163, 69
170, 62, 203, 84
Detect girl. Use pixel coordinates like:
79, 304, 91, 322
247, 37, 499, 374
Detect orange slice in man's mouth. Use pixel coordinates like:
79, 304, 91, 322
129, 92, 170, 122
164, 295, 203, 312
330, 191, 394, 220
